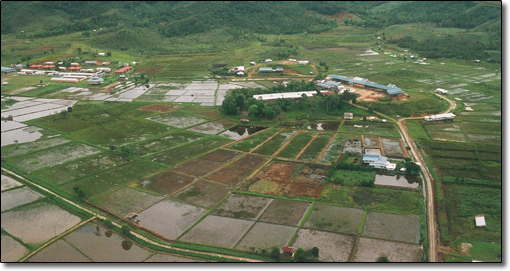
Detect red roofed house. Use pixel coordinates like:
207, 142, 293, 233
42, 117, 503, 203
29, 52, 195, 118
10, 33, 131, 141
281, 246, 295, 257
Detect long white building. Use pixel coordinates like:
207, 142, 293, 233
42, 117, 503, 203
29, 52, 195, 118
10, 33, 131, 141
424, 113, 456, 121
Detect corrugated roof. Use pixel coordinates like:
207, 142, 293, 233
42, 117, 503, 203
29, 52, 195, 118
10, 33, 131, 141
328, 74, 404, 95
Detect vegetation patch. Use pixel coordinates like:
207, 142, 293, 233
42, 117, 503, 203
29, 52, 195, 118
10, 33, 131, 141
303, 204, 364, 234
253, 130, 297, 156
362, 211, 420, 244
291, 229, 356, 262
212, 194, 272, 220
171, 180, 232, 209
298, 133, 334, 162
205, 166, 253, 186
226, 128, 279, 153
276, 132, 316, 159
142, 170, 196, 196
257, 199, 310, 226
90, 187, 164, 217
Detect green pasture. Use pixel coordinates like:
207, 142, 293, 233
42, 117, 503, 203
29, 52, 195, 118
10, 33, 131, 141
276, 132, 316, 159
298, 133, 333, 162
329, 169, 375, 187
339, 121, 400, 138
253, 129, 297, 156
60, 160, 166, 199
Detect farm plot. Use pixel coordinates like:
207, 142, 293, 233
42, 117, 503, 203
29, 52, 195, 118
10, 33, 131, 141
62, 223, 152, 262
146, 111, 209, 128
180, 105, 223, 119
26, 239, 91, 262
179, 215, 255, 248
200, 149, 241, 163
353, 237, 421, 262
465, 134, 501, 143
257, 199, 310, 226
291, 229, 356, 262
128, 131, 204, 157
298, 133, 334, 162
427, 131, 468, 142
340, 123, 400, 137
205, 166, 253, 186
90, 187, 164, 217
226, 128, 278, 153
7, 142, 100, 172
31, 153, 126, 185
1, 174, 23, 191
276, 132, 316, 159
1, 234, 30, 262
138, 199, 207, 240
219, 125, 269, 140
319, 134, 346, 164
0, 136, 70, 157
187, 119, 236, 135
1, 126, 60, 147
230, 155, 269, 169
141, 170, 196, 196
253, 129, 297, 156
1, 186, 45, 212
303, 204, 364, 234
362, 212, 420, 244
381, 138, 406, 158
363, 136, 381, 148
28, 115, 95, 133
136, 104, 180, 113
305, 121, 340, 131
423, 123, 463, 132
212, 194, 272, 220
148, 137, 233, 166
293, 165, 328, 185
1, 202, 81, 245
235, 222, 297, 252
171, 180, 232, 209
174, 159, 224, 177
61, 161, 165, 199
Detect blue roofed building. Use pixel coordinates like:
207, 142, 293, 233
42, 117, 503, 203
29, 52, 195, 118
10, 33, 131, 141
362, 154, 396, 170
328, 74, 404, 96
1, 66, 16, 73
87, 77, 104, 85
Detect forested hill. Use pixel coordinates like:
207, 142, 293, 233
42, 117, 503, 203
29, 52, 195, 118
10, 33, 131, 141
1, 1, 501, 38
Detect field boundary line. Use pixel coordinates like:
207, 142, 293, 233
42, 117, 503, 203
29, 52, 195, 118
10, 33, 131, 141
249, 128, 284, 153
272, 130, 301, 158
19, 216, 96, 262
379, 137, 385, 156
315, 132, 338, 163
294, 132, 319, 160
221, 127, 277, 148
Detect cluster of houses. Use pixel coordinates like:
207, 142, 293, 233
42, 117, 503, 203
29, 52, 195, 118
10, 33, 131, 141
327, 74, 404, 96
228, 66, 245, 76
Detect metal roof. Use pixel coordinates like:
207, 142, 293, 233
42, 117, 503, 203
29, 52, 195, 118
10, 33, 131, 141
328, 74, 404, 95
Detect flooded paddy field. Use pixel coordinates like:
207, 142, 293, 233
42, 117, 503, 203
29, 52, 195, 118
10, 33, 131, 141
226, 128, 278, 152
138, 199, 207, 239
60, 223, 153, 262
305, 121, 340, 131
142, 170, 197, 196
298, 133, 334, 162
374, 174, 420, 189
253, 129, 297, 156
1, 136, 69, 157
187, 120, 235, 135
257, 199, 310, 226
1, 126, 60, 147
235, 222, 297, 252
129, 131, 204, 157
26, 239, 91, 262
205, 166, 253, 186
1, 121, 27, 132
1, 202, 81, 245
277, 122, 305, 129
381, 138, 406, 158
200, 149, 241, 163
60, 161, 165, 199
7, 142, 100, 172
466, 133, 501, 143
362, 212, 420, 244
291, 229, 356, 262
91, 187, 164, 217
148, 137, 233, 166
303, 204, 364, 234
1, 234, 30, 262
212, 194, 272, 220
31, 153, 126, 185
1, 186, 45, 212
146, 111, 209, 128
179, 215, 254, 248
319, 134, 346, 164
171, 180, 232, 209
427, 131, 468, 142
219, 125, 268, 140
1, 174, 23, 191
353, 237, 421, 262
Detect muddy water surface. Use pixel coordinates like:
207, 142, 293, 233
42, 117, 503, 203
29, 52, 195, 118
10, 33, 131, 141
374, 174, 420, 189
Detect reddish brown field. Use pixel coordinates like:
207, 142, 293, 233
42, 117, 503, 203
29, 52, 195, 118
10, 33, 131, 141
205, 166, 253, 186
282, 183, 324, 198
174, 159, 224, 177
293, 165, 329, 185
230, 155, 268, 169
137, 104, 180, 113
200, 150, 241, 163
145, 171, 196, 195
258, 163, 298, 183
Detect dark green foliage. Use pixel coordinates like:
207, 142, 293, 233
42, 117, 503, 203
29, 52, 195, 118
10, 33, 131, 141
72, 186, 86, 198
442, 177, 501, 188
271, 247, 280, 261
454, 186, 501, 216
119, 146, 132, 157
376, 255, 390, 262
404, 160, 421, 175
67, 106, 72, 112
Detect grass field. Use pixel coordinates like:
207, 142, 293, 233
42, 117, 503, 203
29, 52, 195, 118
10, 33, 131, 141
276, 132, 316, 159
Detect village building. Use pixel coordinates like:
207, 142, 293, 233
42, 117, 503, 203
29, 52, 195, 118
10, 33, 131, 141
258, 67, 283, 73
475, 214, 486, 227
328, 74, 404, 96
424, 113, 455, 122
85, 61, 97, 65
88, 77, 104, 85
253, 91, 318, 101
297, 60, 309, 65
316, 80, 345, 91
250, 61, 256, 65
281, 246, 295, 257
115, 66, 133, 74
98, 52, 105, 56
264, 59, 272, 63
362, 154, 396, 170
435, 88, 448, 95
344, 112, 353, 120
1, 67, 16, 73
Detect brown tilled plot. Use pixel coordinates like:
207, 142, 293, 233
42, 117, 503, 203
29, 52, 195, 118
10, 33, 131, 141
137, 104, 180, 113
173, 159, 224, 177
171, 180, 232, 209
258, 163, 298, 183
293, 165, 329, 185
257, 199, 311, 226
200, 149, 241, 163
147, 171, 197, 195
212, 194, 272, 220
230, 155, 269, 169
282, 183, 324, 198
205, 166, 253, 186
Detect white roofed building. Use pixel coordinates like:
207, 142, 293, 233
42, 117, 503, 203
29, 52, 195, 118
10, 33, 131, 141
424, 113, 456, 122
